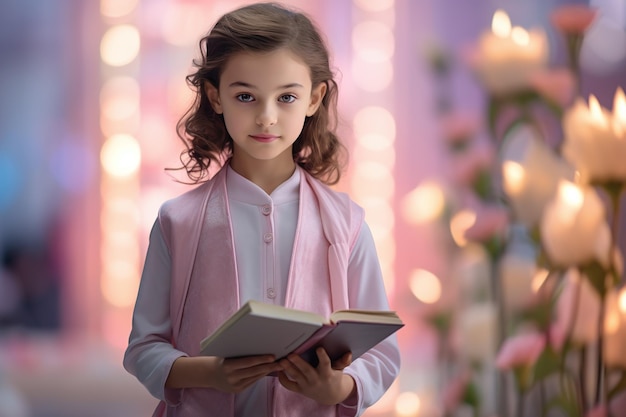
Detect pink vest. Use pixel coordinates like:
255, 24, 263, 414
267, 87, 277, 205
155, 165, 364, 417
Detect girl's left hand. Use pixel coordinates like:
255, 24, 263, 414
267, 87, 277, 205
277, 348, 356, 405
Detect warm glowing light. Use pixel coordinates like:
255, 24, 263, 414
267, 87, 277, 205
352, 59, 394, 92
395, 391, 421, 416
450, 210, 477, 247
374, 235, 396, 266
558, 181, 584, 211
614, 87, 626, 128
353, 146, 396, 171
588, 94, 607, 126
101, 231, 139, 260
351, 162, 394, 203
511, 26, 530, 46
100, 25, 140, 67
161, 3, 210, 46
605, 309, 620, 334
619, 288, 626, 313
409, 269, 442, 304
492, 9, 512, 38
361, 197, 395, 238
353, 161, 393, 185
531, 268, 549, 293
101, 134, 141, 177
357, 133, 394, 151
353, 0, 394, 12
102, 205, 138, 230
552, 181, 585, 226
100, 0, 139, 18
100, 76, 140, 122
353, 106, 396, 139
352, 21, 395, 63
502, 161, 526, 196
402, 181, 446, 224
101, 265, 139, 307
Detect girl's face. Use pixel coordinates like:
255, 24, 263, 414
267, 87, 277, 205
206, 48, 326, 173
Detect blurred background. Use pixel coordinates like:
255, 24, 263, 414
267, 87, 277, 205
0, 0, 624, 416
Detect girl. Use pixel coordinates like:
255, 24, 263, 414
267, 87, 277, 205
123, 3, 401, 416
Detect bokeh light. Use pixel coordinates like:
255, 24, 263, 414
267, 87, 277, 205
352, 21, 395, 63
409, 269, 442, 304
402, 180, 446, 224
353, 106, 396, 139
100, 0, 139, 18
100, 133, 142, 177
395, 391, 421, 416
100, 76, 140, 122
100, 24, 141, 67
450, 209, 477, 247
354, 0, 394, 12
352, 58, 394, 92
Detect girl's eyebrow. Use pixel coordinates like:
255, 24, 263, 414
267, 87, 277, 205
227, 81, 305, 89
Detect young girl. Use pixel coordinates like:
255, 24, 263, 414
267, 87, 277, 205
123, 3, 400, 416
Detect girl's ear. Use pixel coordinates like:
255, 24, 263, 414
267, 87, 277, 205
204, 82, 223, 114
306, 82, 327, 117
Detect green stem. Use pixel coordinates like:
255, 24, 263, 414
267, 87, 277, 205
491, 255, 509, 417
595, 298, 605, 406
516, 388, 525, 417
566, 34, 583, 95
605, 183, 624, 285
580, 345, 588, 412
596, 183, 624, 406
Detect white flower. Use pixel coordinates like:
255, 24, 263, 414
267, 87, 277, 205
562, 88, 626, 183
604, 288, 626, 369
501, 124, 576, 227
462, 10, 549, 96
540, 180, 610, 267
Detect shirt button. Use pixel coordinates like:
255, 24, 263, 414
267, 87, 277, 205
263, 232, 273, 243
261, 205, 271, 215
267, 288, 276, 299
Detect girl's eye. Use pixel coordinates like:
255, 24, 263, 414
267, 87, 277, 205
278, 94, 296, 103
236, 94, 254, 102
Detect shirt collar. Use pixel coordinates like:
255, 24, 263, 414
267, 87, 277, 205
226, 164, 300, 205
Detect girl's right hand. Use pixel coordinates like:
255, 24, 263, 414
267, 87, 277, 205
208, 355, 283, 393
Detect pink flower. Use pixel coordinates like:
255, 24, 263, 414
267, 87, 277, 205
529, 68, 577, 108
450, 143, 494, 186
440, 112, 481, 146
550, 5, 598, 34
586, 405, 607, 417
441, 369, 472, 412
496, 331, 546, 370
464, 204, 509, 243
550, 269, 601, 351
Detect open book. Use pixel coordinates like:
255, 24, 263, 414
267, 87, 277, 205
199, 300, 404, 366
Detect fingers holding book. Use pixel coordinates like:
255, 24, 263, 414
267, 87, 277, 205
277, 347, 355, 405
331, 351, 352, 370
210, 354, 283, 394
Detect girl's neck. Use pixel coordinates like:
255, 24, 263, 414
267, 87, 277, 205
229, 157, 296, 195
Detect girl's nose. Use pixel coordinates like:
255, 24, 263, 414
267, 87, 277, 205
256, 103, 277, 127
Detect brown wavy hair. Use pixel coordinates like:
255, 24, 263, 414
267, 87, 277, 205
171, 2, 346, 185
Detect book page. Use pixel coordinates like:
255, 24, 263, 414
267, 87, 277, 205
329, 310, 402, 324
